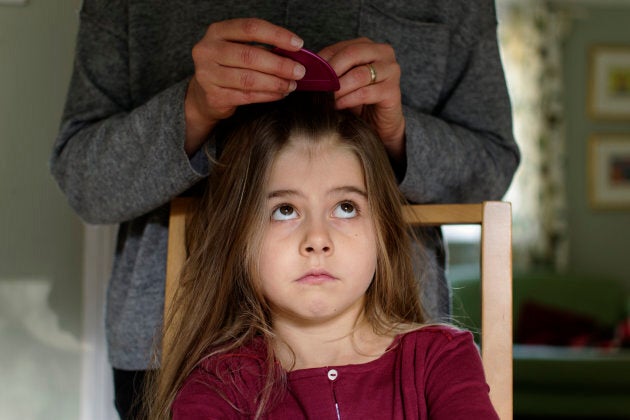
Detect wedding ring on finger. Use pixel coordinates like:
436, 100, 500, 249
366, 63, 377, 85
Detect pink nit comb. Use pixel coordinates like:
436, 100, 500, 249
272, 47, 340, 91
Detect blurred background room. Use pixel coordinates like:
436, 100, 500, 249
1, 0, 629, 419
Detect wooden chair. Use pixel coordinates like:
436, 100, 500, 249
165, 198, 513, 419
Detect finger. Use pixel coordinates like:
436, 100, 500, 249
335, 84, 382, 110
335, 63, 381, 97
212, 41, 306, 81
317, 37, 371, 61
209, 18, 303, 51
195, 85, 289, 116
335, 63, 401, 110
210, 64, 298, 94
336, 84, 402, 111
327, 42, 395, 78
214, 86, 289, 108
335, 62, 400, 98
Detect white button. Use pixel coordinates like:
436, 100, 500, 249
327, 369, 338, 381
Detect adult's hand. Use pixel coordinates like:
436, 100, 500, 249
319, 38, 406, 164
184, 18, 306, 155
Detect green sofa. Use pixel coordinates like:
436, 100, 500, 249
451, 272, 630, 418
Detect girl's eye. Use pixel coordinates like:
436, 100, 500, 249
271, 205, 298, 221
332, 201, 358, 219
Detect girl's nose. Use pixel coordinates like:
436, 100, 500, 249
300, 218, 333, 256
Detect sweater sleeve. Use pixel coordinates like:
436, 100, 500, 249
49, 0, 208, 224
422, 328, 499, 420
398, 0, 519, 204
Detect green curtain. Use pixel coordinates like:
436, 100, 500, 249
497, 0, 571, 271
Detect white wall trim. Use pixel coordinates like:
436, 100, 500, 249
80, 224, 118, 420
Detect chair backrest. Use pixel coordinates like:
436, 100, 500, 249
164, 198, 513, 419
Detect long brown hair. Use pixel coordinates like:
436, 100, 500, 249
146, 92, 427, 419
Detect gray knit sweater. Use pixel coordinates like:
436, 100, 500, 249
50, 0, 519, 370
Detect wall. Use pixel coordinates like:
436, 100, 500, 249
0, 1, 83, 419
561, 2, 630, 288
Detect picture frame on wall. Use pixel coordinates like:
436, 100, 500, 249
588, 45, 630, 120
589, 134, 630, 210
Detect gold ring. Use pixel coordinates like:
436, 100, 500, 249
366, 63, 377, 85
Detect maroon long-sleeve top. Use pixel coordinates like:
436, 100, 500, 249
173, 326, 498, 419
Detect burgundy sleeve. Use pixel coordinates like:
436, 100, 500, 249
422, 329, 499, 420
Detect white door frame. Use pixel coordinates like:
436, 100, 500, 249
80, 224, 118, 420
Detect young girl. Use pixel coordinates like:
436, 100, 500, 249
147, 92, 498, 419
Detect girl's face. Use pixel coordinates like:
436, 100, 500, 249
258, 136, 378, 327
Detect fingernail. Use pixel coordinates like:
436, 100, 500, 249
294, 64, 306, 79
291, 36, 304, 49
288, 81, 297, 92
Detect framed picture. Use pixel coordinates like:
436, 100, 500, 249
588, 45, 630, 120
589, 134, 630, 210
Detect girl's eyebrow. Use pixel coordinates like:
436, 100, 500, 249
267, 185, 367, 199
330, 186, 368, 198
267, 189, 301, 199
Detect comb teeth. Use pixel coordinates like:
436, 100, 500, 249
272, 47, 340, 92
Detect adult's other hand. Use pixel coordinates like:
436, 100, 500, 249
319, 38, 405, 163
